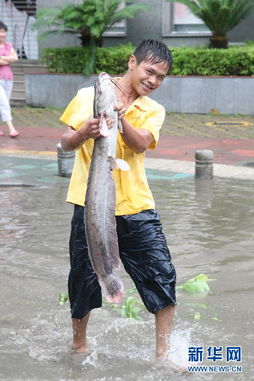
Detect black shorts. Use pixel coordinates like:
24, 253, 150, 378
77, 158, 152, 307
68, 205, 176, 319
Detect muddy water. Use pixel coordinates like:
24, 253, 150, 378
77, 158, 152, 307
0, 169, 253, 381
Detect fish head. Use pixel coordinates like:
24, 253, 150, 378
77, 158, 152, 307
94, 72, 118, 119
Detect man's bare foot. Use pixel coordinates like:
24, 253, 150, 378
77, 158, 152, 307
157, 356, 188, 373
71, 341, 89, 354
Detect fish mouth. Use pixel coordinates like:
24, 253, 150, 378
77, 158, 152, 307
99, 72, 108, 78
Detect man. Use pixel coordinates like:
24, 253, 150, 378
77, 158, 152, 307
60, 39, 177, 362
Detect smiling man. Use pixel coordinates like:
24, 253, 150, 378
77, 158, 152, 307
60, 39, 178, 367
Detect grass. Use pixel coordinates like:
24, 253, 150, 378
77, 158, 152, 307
12, 106, 65, 130
163, 112, 254, 139
11, 106, 254, 139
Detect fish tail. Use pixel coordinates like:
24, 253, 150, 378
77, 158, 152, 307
100, 274, 124, 304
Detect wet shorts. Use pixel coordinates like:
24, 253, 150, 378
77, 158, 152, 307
68, 205, 176, 319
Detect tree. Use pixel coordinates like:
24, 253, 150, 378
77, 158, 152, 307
166, 0, 254, 48
33, 0, 149, 74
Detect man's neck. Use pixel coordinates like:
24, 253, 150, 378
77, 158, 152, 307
116, 75, 139, 108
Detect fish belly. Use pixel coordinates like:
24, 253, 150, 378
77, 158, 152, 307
85, 140, 123, 303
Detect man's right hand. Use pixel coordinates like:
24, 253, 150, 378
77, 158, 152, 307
80, 115, 114, 140
61, 115, 114, 151
79, 116, 101, 140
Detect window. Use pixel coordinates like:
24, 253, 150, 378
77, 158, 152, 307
103, 20, 126, 37
103, 1, 126, 37
162, 1, 210, 36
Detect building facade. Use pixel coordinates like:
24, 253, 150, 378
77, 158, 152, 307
1, 0, 254, 60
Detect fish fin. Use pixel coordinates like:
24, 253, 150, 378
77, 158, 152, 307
99, 114, 109, 137
115, 158, 130, 171
118, 120, 124, 133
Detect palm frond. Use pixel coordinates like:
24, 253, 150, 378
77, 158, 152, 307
112, 3, 150, 23
166, 0, 254, 36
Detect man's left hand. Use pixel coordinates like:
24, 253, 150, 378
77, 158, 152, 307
114, 102, 126, 120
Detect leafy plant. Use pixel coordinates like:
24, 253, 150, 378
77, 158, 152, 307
33, 0, 149, 74
42, 44, 254, 76
166, 0, 254, 48
194, 311, 202, 320
177, 273, 215, 295
59, 292, 69, 305
120, 296, 144, 320
105, 287, 145, 320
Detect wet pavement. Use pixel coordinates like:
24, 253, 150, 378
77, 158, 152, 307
1, 128, 254, 167
0, 164, 253, 381
1, 123, 254, 181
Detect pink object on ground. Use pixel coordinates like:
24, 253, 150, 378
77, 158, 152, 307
0, 130, 4, 136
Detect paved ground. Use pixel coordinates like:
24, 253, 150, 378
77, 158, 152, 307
0, 106, 254, 180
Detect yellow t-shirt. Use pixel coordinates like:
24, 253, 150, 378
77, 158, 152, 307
60, 86, 165, 215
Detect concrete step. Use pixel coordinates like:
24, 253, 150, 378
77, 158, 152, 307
13, 72, 25, 80
12, 87, 25, 94
12, 60, 48, 74
13, 81, 25, 91
10, 98, 26, 106
11, 60, 48, 105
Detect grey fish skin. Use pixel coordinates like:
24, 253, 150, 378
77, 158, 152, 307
84, 72, 124, 304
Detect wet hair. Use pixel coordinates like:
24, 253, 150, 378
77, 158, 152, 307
0, 21, 8, 31
133, 39, 173, 71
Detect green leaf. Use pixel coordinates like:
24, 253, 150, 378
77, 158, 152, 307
120, 296, 144, 320
58, 292, 69, 305
194, 312, 202, 320
177, 273, 216, 295
211, 316, 222, 322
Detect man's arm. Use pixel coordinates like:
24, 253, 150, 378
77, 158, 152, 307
120, 118, 154, 154
61, 117, 101, 151
114, 103, 155, 154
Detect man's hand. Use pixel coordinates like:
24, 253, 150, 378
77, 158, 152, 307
61, 115, 114, 151
79, 116, 100, 140
79, 115, 114, 140
114, 102, 127, 121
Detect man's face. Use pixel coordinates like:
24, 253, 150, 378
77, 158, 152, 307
128, 55, 169, 96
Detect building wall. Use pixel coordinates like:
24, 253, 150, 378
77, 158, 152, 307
228, 11, 254, 43
0, 0, 38, 59
37, 0, 81, 55
25, 73, 254, 115
36, 0, 254, 53
127, 0, 162, 45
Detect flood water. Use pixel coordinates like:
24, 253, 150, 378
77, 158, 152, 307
0, 158, 253, 381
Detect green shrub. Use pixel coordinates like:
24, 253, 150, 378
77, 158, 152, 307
42, 44, 254, 76
41, 46, 91, 74
171, 46, 254, 76
42, 44, 133, 74
96, 44, 133, 74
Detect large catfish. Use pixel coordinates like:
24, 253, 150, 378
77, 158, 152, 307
84, 72, 129, 304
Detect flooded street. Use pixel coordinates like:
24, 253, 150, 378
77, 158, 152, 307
0, 157, 253, 381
